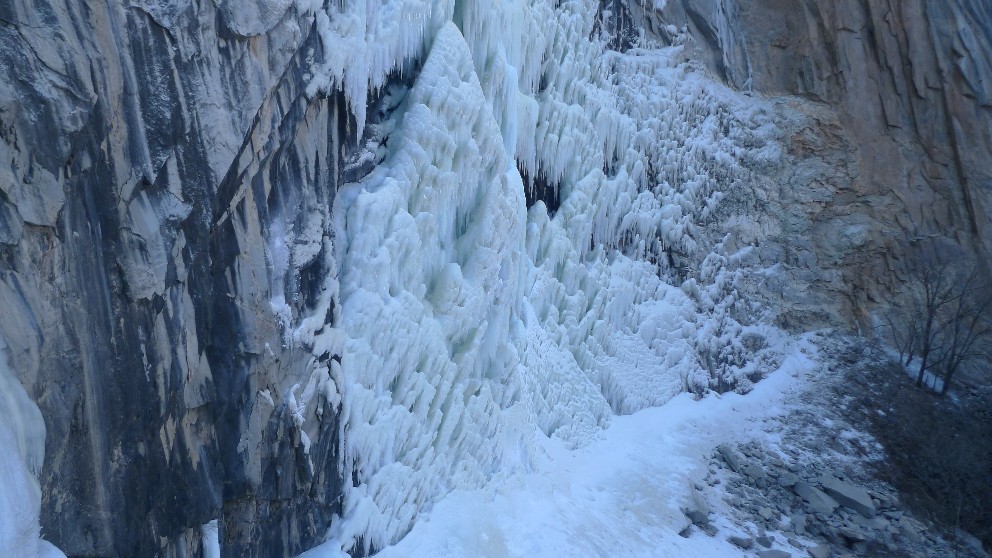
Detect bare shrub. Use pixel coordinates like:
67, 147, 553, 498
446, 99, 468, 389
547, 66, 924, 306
885, 237, 991, 395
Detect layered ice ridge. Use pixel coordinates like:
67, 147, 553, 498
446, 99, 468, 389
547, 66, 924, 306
327, 23, 528, 554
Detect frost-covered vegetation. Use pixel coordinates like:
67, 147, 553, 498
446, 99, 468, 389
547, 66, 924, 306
289, 0, 788, 553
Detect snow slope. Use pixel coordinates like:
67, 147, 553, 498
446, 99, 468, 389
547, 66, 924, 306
302, 335, 814, 558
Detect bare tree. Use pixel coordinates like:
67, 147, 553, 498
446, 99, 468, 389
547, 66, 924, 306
889, 237, 991, 395
885, 307, 919, 367
933, 274, 992, 396
911, 247, 958, 389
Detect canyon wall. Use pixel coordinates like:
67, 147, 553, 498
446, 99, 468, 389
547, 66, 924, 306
638, 0, 992, 327
0, 1, 354, 555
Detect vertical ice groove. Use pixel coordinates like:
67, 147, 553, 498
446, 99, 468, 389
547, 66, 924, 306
200, 520, 220, 558
308, 0, 457, 138
328, 22, 527, 554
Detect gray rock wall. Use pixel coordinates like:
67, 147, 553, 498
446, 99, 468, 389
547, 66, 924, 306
0, 1, 356, 555
636, 0, 992, 327
740, 0, 992, 326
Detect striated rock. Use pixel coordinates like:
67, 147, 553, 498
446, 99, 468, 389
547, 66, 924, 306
743, 463, 767, 480
729, 535, 754, 549
838, 525, 867, 543
790, 512, 808, 534
794, 481, 839, 515
717, 444, 744, 473
0, 1, 360, 555
778, 471, 798, 488
686, 508, 708, 525
758, 549, 792, 558
686, 485, 711, 525
807, 544, 830, 558
819, 476, 876, 518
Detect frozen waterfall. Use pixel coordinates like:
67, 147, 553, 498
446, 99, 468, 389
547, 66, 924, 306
293, 0, 785, 554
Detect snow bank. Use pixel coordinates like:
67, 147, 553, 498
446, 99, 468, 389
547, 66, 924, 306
304, 336, 812, 558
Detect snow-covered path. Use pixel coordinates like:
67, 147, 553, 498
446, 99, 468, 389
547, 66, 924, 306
303, 336, 818, 557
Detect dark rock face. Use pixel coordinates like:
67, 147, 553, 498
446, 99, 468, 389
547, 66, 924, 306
594, 0, 638, 52
0, 1, 360, 555
633, 0, 992, 327
736, 0, 992, 324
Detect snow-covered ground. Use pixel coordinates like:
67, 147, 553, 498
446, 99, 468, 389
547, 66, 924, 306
302, 335, 818, 557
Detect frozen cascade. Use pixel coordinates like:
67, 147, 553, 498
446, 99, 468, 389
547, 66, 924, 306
0, 335, 65, 557
327, 23, 530, 553
0, 0, 985, 554
302, 0, 785, 554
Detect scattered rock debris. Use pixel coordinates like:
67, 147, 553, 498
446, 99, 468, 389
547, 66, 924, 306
688, 332, 990, 558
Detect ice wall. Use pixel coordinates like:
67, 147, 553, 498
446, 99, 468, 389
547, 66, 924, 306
0, 336, 64, 558
306, 0, 784, 554
327, 25, 527, 552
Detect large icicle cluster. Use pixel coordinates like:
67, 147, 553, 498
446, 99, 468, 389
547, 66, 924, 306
326, 24, 528, 553
308, 0, 455, 136
297, 0, 784, 553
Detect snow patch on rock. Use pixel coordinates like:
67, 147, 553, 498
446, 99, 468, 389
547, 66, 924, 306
0, 335, 65, 558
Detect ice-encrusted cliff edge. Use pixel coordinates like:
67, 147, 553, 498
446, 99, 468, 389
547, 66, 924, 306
0, 0, 989, 556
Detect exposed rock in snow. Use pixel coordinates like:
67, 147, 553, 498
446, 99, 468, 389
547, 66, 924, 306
819, 476, 877, 519
717, 444, 745, 474
794, 481, 839, 515
705, 333, 991, 558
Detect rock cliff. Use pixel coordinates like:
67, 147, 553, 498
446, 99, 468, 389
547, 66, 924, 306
636, 0, 992, 327
0, 1, 361, 555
